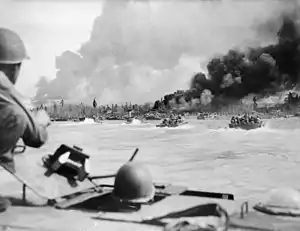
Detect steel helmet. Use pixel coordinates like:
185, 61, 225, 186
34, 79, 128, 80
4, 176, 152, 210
264, 188, 300, 209
113, 162, 155, 203
0, 28, 28, 64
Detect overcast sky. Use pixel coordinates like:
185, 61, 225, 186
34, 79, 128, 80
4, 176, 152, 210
0, 0, 103, 98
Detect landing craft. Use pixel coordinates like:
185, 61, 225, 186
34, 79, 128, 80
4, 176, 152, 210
228, 121, 263, 130
1, 144, 234, 204
0, 145, 299, 230
156, 115, 188, 128
156, 121, 188, 128
228, 114, 264, 130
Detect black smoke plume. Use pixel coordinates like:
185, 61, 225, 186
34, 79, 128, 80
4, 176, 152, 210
189, 14, 300, 105
154, 6, 300, 111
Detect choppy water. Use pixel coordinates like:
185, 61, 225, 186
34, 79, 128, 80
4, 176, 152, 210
1, 117, 300, 230
12, 118, 300, 200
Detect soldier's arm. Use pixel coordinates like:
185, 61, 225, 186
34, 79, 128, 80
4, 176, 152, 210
0, 72, 49, 148
22, 112, 49, 148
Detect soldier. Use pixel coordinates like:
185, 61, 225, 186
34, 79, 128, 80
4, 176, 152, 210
0, 28, 50, 212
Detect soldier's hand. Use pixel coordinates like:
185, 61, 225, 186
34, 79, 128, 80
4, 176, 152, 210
34, 109, 51, 127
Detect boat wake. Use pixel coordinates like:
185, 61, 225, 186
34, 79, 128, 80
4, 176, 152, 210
55, 118, 101, 126
210, 124, 280, 134
155, 124, 193, 130
54, 122, 77, 127
121, 119, 147, 125
80, 118, 97, 124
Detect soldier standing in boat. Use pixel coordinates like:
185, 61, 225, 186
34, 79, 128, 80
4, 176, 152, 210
0, 28, 50, 212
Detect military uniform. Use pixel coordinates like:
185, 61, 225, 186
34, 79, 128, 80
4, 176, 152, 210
0, 72, 48, 173
0, 28, 48, 212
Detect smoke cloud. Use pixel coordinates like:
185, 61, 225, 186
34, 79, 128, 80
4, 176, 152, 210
189, 5, 300, 107
34, 0, 290, 105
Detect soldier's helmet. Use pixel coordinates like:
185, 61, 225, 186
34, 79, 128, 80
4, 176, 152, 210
0, 28, 29, 64
113, 162, 155, 203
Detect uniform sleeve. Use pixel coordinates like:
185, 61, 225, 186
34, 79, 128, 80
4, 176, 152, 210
0, 104, 27, 173
22, 113, 49, 148
0, 72, 49, 148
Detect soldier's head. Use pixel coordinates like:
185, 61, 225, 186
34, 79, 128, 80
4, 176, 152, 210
0, 28, 28, 84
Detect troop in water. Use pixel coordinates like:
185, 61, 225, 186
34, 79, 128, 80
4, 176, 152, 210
161, 114, 185, 126
230, 113, 261, 125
